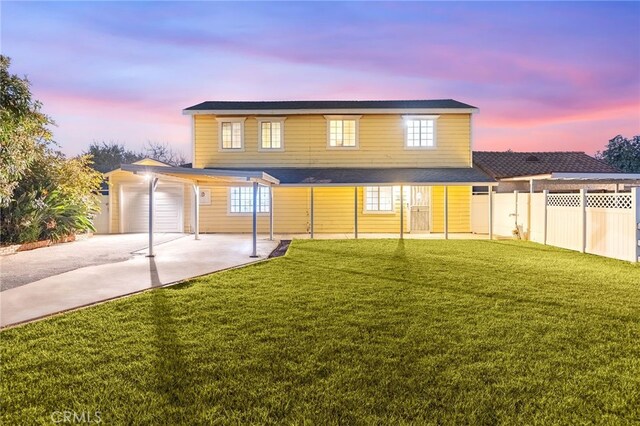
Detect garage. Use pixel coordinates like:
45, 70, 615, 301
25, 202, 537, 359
121, 183, 184, 233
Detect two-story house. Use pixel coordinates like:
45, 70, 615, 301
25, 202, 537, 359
105, 100, 495, 243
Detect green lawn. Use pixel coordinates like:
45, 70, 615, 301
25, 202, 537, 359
2, 240, 639, 424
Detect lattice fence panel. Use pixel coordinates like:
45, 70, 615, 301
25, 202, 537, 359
586, 194, 632, 209
547, 194, 581, 208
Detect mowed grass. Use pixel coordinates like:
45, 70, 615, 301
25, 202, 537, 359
2, 240, 640, 425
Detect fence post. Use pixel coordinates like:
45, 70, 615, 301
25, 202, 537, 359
580, 189, 587, 254
633, 187, 640, 263
488, 186, 493, 240
543, 190, 548, 245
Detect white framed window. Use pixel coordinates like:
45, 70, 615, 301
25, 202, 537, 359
217, 117, 246, 151
258, 118, 286, 151
325, 115, 361, 148
364, 186, 394, 212
229, 186, 270, 214
403, 115, 439, 149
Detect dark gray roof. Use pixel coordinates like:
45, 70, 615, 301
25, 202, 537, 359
185, 99, 477, 112
473, 151, 620, 179
205, 167, 494, 185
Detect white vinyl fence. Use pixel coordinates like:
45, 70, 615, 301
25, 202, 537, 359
472, 188, 640, 262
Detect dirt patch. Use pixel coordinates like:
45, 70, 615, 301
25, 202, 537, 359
268, 240, 291, 258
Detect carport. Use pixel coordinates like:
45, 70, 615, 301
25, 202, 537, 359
120, 164, 280, 257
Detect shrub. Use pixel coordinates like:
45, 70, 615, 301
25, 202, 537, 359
0, 154, 102, 244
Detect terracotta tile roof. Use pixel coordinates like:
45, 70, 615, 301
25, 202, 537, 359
473, 151, 619, 179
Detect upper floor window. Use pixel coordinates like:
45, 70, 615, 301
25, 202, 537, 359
217, 118, 245, 151
403, 115, 439, 149
229, 186, 270, 214
365, 186, 394, 212
325, 115, 361, 148
258, 118, 285, 151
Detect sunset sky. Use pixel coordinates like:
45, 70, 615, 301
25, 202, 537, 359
3, 1, 639, 158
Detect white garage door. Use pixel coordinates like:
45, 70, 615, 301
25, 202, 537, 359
122, 183, 184, 233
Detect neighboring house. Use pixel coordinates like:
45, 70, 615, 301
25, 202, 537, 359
105, 100, 496, 236
472, 151, 639, 193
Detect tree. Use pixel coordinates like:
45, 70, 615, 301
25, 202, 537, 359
0, 56, 103, 243
85, 141, 143, 173
84, 141, 187, 173
142, 141, 187, 166
596, 135, 640, 173
0, 55, 54, 205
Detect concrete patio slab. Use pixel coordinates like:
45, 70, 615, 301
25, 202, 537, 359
1, 234, 278, 327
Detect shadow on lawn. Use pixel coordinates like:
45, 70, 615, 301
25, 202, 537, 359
394, 238, 406, 259
148, 257, 194, 417
283, 253, 628, 318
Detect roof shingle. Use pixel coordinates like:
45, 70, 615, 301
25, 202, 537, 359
473, 151, 619, 179
184, 99, 477, 112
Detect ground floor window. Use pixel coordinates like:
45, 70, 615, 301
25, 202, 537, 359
229, 186, 270, 213
365, 186, 394, 212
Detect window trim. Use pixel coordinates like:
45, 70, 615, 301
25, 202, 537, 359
227, 186, 271, 216
324, 115, 361, 150
216, 117, 246, 152
257, 117, 286, 152
363, 186, 395, 214
402, 115, 439, 150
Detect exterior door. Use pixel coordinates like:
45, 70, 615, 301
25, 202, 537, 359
410, 186, 430, 232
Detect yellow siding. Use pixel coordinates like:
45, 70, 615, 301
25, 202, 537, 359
196, 186, 410, 234
196, 186, 309, 233
430, 186, 471, 233
134, 158, 170, 167
313, 187, 354, 233
358, 187, 409, 234
109, 170, 471, 234
194, 114, 471, 169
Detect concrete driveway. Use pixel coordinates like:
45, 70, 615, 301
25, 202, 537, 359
1, 233, 183, 291
0, 234, 279, 327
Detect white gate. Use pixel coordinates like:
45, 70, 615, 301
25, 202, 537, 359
92, 194, 110, 234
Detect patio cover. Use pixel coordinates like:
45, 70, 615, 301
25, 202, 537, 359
116, 164, 279, 258
119, 164, 279, 185
202, 167, 496, 186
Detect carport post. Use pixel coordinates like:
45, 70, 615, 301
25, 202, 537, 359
400, 185, 404, 239
147, 177, 158, 257
354, 186, 358, 239
193, 183, 200, 240
251, 182, 258, 258
444, 186, 449, 240
310, 187, 314, 239
269, 186, 273, 241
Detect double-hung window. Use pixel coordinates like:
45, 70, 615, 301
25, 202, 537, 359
229, 186, 270, 214
217, 118, 245, 150
364, 186, 394, 212
404, 115, 439, 148
258, 118, 285, 151
325, 116, 360, 148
